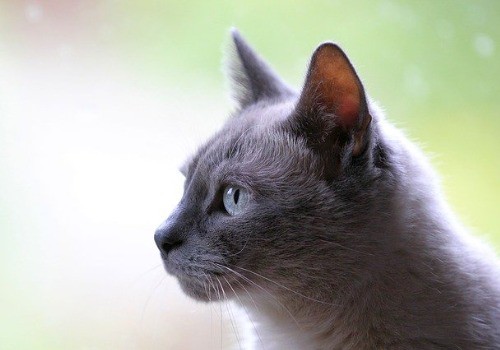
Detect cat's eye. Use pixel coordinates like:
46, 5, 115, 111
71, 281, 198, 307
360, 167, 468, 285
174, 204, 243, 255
222, 186, 249, 216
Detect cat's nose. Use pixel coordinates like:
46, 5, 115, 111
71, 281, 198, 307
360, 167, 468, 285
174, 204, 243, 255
154, 220, 184, 257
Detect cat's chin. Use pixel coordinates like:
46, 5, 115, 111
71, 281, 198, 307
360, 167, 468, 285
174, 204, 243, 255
176, 275, 218, 302
177, 278, 212, 302
162, 258, 242, 302
175, 273, 241, 303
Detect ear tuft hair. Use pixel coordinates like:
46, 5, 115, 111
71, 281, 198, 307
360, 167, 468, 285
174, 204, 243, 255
225, 28, 295, 109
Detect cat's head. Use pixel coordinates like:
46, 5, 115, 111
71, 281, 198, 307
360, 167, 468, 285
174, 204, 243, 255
155, 30, 381, 302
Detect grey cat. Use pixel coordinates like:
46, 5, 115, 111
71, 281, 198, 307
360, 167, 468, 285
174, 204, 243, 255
154, 30, 500, 349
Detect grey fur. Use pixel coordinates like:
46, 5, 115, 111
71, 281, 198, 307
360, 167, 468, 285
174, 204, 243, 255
226, 28, 295, 109
155, 31, 500, 349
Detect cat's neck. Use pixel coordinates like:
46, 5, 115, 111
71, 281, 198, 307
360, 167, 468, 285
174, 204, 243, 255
237, 202, 457, 350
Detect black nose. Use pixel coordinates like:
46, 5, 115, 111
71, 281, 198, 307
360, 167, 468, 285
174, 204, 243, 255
154, 220, 184, 257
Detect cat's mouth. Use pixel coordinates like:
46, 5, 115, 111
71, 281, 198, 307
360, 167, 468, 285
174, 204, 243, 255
162, 258, 244, 302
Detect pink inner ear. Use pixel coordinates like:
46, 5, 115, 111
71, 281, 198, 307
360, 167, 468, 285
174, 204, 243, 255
336, 95, 360, 129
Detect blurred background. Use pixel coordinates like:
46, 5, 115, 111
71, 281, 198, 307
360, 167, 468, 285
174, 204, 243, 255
0, 1, 498, 349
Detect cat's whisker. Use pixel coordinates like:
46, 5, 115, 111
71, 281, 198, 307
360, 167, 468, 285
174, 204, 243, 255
205, 281, 214, 349
222, 276, 256, 350
228, 124, 258, 159
141, 274, 167, 323
223, 274, 267, 350
318, 239, 375, 256
128, 263, 163, 289
209, 283, 223, 349
211, 262, 303, 331
209, 275, 225, 350
202, 278, 218, 349
228, 300, 244, 350
234, 265, 339, 306
215, 276, 243, 350
225, 236, 250, 258
138, 263, 164, 278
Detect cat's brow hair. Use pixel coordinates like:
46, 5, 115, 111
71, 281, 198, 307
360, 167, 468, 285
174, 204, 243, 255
184, 123, 259, 181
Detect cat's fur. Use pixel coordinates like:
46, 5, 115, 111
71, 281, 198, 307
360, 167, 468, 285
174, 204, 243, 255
155, 29, 500, 349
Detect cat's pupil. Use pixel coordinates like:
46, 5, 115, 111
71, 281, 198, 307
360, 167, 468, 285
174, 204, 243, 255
234, 189, 240, 204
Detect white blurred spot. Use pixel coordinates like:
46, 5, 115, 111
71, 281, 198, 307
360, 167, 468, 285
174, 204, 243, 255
378, 1, 419, 28
379, 0, 399, 18
474, 34, 495, 58
25, 3, 43, 23
404, 65, 429, 99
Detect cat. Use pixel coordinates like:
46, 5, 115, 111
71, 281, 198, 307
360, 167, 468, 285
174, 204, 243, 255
154, 29, 500, 349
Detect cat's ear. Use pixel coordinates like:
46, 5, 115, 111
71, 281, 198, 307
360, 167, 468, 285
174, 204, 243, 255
291, 43, 372, 166
226, 28, 295, 108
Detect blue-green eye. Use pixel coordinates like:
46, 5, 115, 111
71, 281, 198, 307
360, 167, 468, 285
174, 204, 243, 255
223, 186, 249, 216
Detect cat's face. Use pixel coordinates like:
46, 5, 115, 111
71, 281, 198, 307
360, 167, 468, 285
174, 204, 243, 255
156, 102, 327, 301
155, 30, 375, 302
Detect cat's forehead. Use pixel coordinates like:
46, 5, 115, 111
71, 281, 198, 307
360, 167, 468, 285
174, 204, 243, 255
235, 99, 296, 129
181, 99, 298, 176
